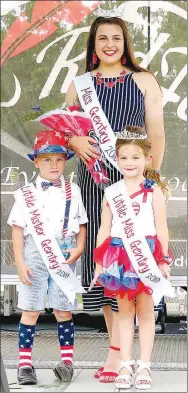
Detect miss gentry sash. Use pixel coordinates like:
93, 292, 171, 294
15, 183, 85, 304
105, 180, 174, 306
74, 72, 119, 171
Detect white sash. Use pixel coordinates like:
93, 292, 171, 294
105, 180, 174, 306
73, 72, 120, 171
15, 183, 86, 304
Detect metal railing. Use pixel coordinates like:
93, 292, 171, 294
1, 239, 187, 268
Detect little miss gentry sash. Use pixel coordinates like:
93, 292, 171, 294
105, 181, 174, 306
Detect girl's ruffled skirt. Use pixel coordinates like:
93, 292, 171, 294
93, 236, 173, 300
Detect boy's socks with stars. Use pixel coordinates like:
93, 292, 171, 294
57, 319, 74, 365
18, 322, 35, 369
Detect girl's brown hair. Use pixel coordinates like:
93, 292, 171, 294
86, 17, 150, 74
115, 138, 169, 197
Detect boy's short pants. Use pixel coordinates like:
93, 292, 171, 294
18, 235, 77, 311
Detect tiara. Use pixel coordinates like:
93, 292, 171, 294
116, 126, 147, 140
94, 5, 125, 20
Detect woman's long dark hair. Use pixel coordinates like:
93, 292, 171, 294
86, 17, 150, 74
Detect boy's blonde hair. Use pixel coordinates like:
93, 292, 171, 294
115, 138, 169, 197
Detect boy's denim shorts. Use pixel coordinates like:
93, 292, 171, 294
18, 235, 77, 311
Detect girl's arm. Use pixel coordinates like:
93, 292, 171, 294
144, 73, 165, 170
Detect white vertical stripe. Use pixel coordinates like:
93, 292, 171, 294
118, 81, 124, 131
112, 80, 118, 129
116, 81, 120, 131
107, 83, 113, 122
129, 73, 135, 125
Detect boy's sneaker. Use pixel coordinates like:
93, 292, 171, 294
53, 361, 74, 382
17, 366, 37, 385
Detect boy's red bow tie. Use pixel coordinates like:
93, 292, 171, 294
41, 179, 62, 191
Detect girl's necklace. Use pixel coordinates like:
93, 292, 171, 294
95, 69, 128, 88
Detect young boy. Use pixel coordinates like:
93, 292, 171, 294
7, 130, 88, 385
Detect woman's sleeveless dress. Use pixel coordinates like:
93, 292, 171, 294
77, 72, 145, 312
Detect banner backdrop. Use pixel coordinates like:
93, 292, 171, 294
1, 1, 187, 244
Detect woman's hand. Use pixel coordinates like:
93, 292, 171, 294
88, 265, 103, 291
69, 136, 101, 164
17, 263, 33, 285
159, 263, 171, 279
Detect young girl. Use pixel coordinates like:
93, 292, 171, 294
90, 135, 173, 390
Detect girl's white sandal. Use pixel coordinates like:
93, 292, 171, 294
115, 359, 135, 390
135, 360, 152, 390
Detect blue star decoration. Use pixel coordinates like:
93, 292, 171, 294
143, 178, 156, 189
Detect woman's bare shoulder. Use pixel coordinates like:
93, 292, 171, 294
137, 71, 159, 86
133, 71, 161, 96
134, 70, 156, 82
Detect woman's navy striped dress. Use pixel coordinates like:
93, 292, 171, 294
77, 72, 145, 312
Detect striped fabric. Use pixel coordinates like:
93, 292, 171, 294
82, 286, 119, 312
60, 345, 74, 364
62, 181, 72, 237
41, 178, 62, 191
19, 348, 32, 369
77, 73, 145, 311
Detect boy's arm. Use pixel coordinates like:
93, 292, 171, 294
75, 224, 86, 253
12, 225, 24, 266
152, 187, 171, 278
12, 225, 32, 285
66, 224, 86, 264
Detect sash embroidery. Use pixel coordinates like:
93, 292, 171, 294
74, 72, 120, 171
15, 182, 85, 304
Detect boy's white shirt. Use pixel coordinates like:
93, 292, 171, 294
7, 175, 88, 236
13, 180, 86, 303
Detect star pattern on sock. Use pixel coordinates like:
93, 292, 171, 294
18, 323, 35, 369
19, 324, 35, 349
57, 320, 74, 365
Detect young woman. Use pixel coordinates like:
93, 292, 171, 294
91, 136, 173, 390
65, 15, 165, 382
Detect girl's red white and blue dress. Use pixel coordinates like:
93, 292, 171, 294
94, 180, 173, 300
